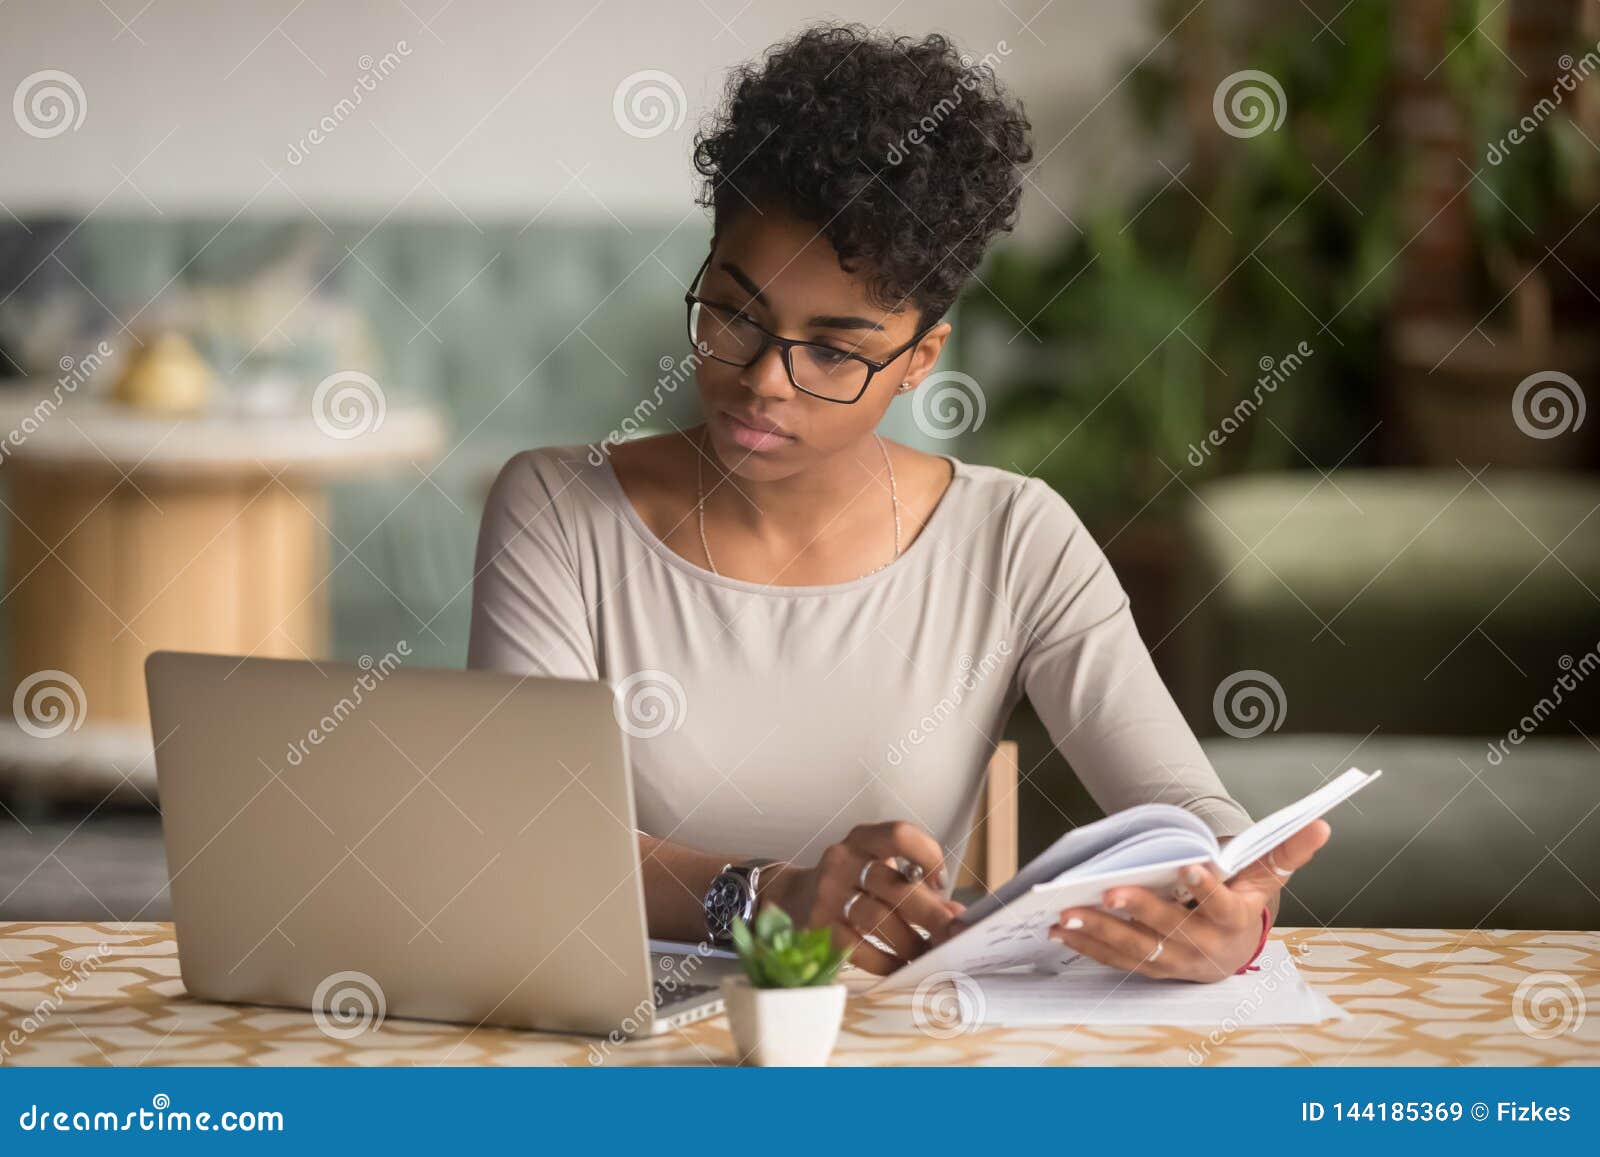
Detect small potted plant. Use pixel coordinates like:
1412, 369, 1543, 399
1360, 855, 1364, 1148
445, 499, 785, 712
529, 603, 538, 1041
722, 905, 850, 1066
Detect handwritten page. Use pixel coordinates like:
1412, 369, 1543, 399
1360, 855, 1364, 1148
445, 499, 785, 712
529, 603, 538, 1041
961, 941, 1347, 1027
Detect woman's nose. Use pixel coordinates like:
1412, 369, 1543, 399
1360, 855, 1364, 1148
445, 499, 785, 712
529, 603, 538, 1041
740, 344, 795, 399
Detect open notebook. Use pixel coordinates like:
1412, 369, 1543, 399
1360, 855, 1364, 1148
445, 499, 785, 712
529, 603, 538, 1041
874, 766, 1381, 992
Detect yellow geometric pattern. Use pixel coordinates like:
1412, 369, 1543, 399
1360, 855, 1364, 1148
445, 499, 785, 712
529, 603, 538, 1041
1, 923, 1595, 1066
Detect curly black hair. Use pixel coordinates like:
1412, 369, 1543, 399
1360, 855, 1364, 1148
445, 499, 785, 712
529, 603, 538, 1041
693, 23, 1033, 325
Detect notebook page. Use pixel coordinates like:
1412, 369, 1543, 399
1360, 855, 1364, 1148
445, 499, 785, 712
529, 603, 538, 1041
1217, 767, 1382, 877
1061, 828, 1218, 880
964, 940, 1347, 1027
959, 802, 1213, 925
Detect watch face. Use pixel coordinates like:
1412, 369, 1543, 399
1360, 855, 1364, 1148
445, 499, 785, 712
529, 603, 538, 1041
706, 873, 749, 937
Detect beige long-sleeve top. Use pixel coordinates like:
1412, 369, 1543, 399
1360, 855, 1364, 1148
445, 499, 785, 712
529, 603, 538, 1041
466, 443, 1253, 867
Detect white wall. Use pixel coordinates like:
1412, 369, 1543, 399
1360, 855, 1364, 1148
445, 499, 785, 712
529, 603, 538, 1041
1, 0, 1155, 237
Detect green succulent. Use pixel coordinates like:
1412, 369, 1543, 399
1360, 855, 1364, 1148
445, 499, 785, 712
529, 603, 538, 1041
729, 905, 850, 989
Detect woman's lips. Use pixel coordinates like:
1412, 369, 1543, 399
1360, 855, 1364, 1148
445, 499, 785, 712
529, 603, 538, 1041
718, 410, 794, 453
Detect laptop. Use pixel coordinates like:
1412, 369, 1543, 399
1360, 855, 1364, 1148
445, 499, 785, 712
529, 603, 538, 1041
145, 650, 732, 1038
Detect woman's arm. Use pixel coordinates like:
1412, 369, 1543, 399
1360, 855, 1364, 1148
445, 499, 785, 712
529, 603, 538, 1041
467, 450, 601, 678
998, 476, 1327, 979
1002, 475, 1254, 838
636, 832, 738, 942
638, 824, 964, 973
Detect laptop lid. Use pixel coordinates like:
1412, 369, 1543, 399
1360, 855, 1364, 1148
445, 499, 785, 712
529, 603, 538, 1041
146, 650, 657, 1038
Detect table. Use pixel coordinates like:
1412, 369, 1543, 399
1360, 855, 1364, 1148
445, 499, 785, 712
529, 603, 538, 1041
0, 396, 445, 792
2, 923, 1595, 1066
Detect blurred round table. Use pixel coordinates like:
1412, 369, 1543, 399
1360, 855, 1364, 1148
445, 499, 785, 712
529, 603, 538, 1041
0, 392, 446, 779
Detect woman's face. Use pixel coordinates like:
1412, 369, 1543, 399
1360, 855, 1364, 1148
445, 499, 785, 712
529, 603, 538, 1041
692, 209, 950, 481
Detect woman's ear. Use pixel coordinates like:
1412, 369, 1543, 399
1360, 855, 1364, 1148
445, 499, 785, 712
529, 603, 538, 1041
899, 321, 953, 392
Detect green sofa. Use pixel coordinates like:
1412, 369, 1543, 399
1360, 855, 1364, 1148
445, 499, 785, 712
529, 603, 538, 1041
1181, 469, 1600, 737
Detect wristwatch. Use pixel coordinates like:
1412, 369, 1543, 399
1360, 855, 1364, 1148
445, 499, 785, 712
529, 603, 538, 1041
703, 859, 779, 944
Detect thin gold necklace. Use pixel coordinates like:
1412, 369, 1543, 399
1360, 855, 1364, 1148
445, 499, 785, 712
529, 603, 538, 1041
696, 428, 902, 580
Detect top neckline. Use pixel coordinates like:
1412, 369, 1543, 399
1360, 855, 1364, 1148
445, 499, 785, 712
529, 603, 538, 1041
592, 445, 965, 597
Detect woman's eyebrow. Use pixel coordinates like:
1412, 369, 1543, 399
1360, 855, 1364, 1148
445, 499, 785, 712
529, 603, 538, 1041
717, 260, 887, 332
808, 313, 885, 332
717, 261, 770, 307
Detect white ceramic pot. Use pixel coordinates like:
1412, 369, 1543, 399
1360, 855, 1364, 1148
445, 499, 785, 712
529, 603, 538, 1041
720, 977, 847, 1066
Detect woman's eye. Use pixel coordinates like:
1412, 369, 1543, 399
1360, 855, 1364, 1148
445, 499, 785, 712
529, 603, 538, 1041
809, 345, 849, 365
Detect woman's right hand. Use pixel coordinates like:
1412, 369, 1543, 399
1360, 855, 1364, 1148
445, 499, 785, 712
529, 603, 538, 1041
761, 821, 966, 975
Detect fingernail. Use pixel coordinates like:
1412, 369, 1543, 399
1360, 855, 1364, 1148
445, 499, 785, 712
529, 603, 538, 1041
1064, 916, 1084, 930
1106, 894, 1124, 909
1184, 867, 1204, 885
933, 869, 947, 890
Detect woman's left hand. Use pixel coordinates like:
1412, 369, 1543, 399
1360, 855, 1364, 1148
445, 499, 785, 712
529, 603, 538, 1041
1047, 819, 1331, 982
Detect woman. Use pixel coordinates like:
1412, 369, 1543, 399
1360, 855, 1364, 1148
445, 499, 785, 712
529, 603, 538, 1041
468, 24, 1329, 980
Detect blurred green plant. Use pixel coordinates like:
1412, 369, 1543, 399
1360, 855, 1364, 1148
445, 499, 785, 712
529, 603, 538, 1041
1444, 0, 1597, 329
730, 905, 849, 989
960, 1, 1400, 518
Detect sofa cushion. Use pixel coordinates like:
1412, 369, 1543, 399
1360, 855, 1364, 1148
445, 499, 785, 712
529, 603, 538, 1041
1204, 734, 1600, 930
1184, 470, 1600, 735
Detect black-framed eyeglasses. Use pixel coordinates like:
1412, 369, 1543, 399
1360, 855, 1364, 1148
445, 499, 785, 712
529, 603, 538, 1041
683, 251, 936, 405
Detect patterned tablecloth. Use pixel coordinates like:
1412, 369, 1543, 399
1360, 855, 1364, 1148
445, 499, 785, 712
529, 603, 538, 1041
1, 923, 1595, 1066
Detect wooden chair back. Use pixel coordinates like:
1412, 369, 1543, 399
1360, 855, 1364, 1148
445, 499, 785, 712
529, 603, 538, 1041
956, 739, 1018, 894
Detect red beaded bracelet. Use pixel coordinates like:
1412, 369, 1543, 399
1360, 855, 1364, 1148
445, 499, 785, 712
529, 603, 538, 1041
1234, 906, 1272, 974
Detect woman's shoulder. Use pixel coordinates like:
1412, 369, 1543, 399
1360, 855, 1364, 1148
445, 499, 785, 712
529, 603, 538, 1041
482, 443, 618, 530
491, 436, 678, 491
495, 441, 609, 481
485, 433, 695, 525
935, 452, 1087, 532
